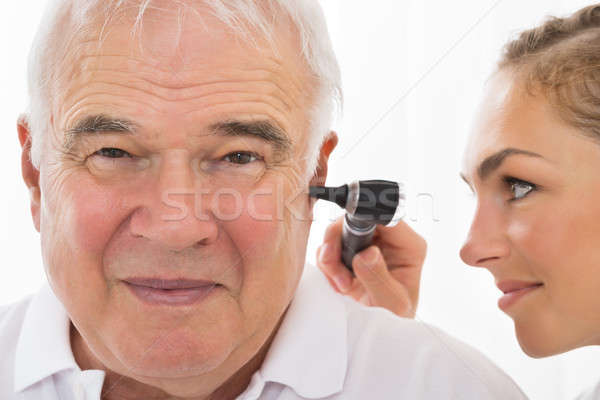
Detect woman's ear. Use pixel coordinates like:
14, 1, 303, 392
309, 131, 338, 188
17, 114, 41, 232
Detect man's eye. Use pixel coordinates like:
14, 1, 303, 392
505, 177, 536, 201
223, 151, 260, 165
95, 148, 131, 158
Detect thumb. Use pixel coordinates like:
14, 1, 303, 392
352, 246, 414, 317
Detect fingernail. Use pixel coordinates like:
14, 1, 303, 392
334, 274, 351, 293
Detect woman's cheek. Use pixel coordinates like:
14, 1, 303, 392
552, 202, 600, 318
506, 209, 564, 277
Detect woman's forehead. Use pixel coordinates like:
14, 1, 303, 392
462, 72, 600, 184
462, 73, 554, 178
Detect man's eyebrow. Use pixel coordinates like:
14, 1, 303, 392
63, 115, 294, 157
477, 148, 544, 180
64, 114, 138, 150
209, 120, 293, 156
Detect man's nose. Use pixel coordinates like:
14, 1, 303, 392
129, 152, 219, 251
459, 201, 510, 268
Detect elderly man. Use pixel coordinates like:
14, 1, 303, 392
0, 1, 526, 399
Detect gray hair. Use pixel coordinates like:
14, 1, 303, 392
26, 0, 342, 180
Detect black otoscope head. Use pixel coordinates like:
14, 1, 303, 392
309, 180, 404, 272
309, 180, 403, 226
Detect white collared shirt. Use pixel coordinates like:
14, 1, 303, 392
1, 264, 527, 400
576, 381, 600, 400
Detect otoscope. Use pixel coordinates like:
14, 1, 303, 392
309, 180, 404, 272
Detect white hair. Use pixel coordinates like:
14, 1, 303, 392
26, 0, 342, 181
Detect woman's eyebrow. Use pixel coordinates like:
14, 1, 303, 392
459, 173, 474, 192
477, 148, 544, 180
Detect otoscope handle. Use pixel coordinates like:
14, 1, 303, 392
341, 213, 376, 272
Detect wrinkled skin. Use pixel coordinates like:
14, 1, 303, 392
19, 4, 337, 399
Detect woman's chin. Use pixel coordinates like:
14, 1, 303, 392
514, 322, 584, 358
517, 339, 555, 359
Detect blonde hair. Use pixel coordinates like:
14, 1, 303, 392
499, 4, 600, 141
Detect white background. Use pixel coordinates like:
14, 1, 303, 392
2, 1, 600, 399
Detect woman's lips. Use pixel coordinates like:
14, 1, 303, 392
123, 278, 221, 306
496, 280, 544, 311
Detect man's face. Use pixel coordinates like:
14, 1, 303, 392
26, 6, 330, 394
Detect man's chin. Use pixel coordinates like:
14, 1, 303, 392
108, 363, 224, 399
121, 341, 235, 379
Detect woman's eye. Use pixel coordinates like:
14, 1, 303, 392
505, 177, 536, 201
95, 148, 131, 158
223, 151, 260, 165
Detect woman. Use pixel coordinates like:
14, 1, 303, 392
317, 4, 600, 399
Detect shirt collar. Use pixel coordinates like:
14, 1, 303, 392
14, 282, 79, 392
13, 266, 348, 398
256, 266, 348, 398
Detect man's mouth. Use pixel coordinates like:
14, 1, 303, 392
496, 280, 544, 311
123, 277, 222, 306
124, 277, 219, 289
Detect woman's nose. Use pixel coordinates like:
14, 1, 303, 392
459, 202, 510, 268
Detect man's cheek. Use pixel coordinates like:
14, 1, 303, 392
67, 185, 128, 254
224, 193, 283, 254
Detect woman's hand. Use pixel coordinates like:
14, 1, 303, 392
316, 216, 426, 318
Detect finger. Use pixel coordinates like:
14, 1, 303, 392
372, 221, 426, 307
373, 220, 427, 267
316, 244, 341, 293
316, 241, 354, 293
345, 279, 365, 302
322, 215, 344, 245
320, 267, 344, 294
352, 245, 414, 317
389, 266, 422, 313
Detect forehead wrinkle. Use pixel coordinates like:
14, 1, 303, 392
64, 75, 296, 120
57, 10, 314, 104
54, 11, 315, 161
48, 0, 322, 118
130, 57, 308, 110
58, 76, 298, 141
62, 54, 304, 119
138, 77, 296, 112
68, 13, 311, 88
132, 53, 307, 95
72, 44, 303, 87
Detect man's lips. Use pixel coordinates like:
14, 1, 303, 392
123, 277, 219, 290
123, 277, 222, 306
496, 280, 544, 311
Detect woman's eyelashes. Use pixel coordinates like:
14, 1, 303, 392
504, 176, 537, 201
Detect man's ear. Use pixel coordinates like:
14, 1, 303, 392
17, 115, 41, 232
309, 131, 338, 188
